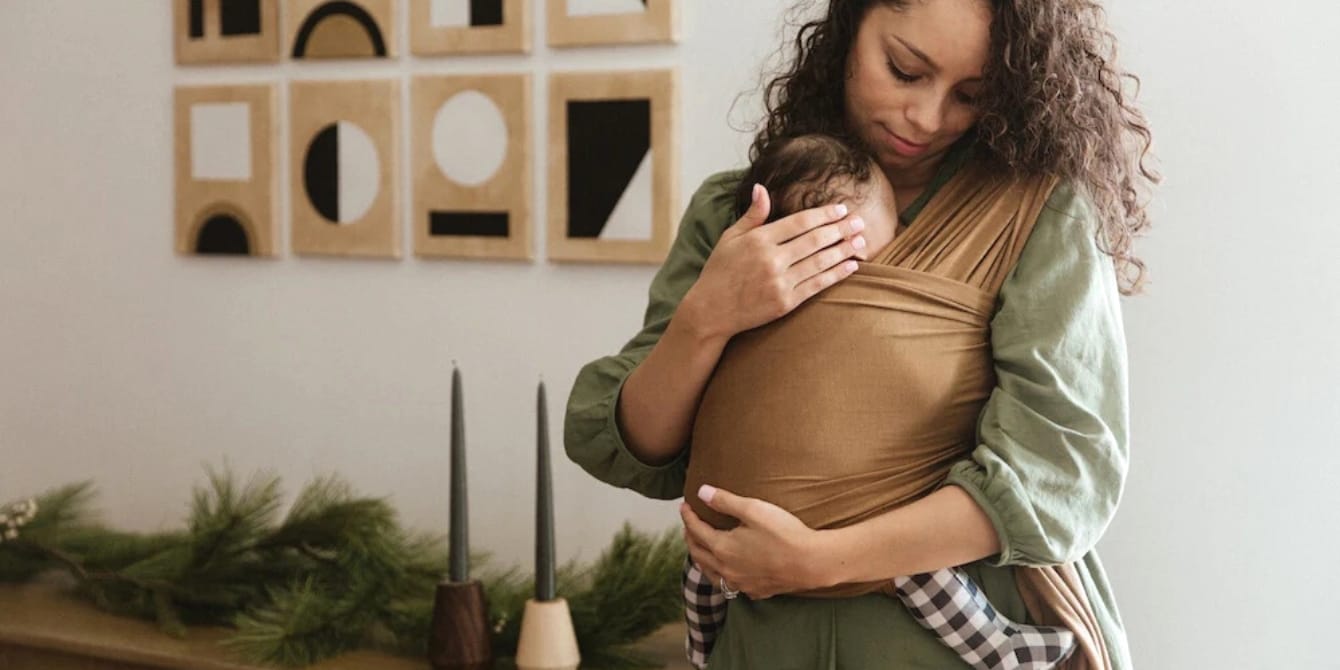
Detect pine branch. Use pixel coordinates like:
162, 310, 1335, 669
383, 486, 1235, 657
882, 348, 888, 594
569, 524, 685, 652
27, 482, 99, 529
2, 471, 689, 669
227, 577, 360, 666
0, 482, 99, 582
188, 468, 283, 572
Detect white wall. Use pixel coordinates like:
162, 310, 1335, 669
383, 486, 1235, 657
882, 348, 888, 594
1094, 3, 1340, 668
2, 2, 1336, 668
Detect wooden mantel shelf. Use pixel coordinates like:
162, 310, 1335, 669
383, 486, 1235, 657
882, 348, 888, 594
0, 578, 690, 670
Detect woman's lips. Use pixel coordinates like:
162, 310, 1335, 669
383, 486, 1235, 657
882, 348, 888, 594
880, 124, 931, 157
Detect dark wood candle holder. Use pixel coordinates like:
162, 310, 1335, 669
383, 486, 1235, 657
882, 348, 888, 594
427, 580, 493, 670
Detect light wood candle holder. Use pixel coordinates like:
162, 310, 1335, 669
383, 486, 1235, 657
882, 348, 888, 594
515, 597, 580, 670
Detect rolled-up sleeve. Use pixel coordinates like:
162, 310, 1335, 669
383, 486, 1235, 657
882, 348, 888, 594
564, 171, 741, 500
942, 182, 1131, 567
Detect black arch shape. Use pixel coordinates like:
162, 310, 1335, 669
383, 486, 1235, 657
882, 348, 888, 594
195, 212, 252, 255
291, 1, 387, 58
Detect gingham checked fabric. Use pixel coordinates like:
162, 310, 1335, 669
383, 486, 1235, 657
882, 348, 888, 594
893, 569, 1077, 669
683, 557, 728, 670
683, 556, 1076, 670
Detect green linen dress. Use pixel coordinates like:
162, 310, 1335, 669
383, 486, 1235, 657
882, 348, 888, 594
563, 138, 1133, 669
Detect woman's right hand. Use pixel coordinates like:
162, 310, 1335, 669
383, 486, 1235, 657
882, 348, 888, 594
678, 183, 868, 343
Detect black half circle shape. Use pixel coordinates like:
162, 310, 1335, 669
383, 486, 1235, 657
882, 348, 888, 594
291, 1, 387, 58
196, 213, 252, 255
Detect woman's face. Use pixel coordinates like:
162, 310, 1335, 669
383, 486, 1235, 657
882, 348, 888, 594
844, 0, 991, 177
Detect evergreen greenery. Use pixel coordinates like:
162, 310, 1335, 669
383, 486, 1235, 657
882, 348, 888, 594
0, 469, 686, 668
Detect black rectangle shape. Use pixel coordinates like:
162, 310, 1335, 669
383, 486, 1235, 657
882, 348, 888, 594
470, 0, 504, 26
189, 0, 205, 38
220, 0, 262, 36
430, 211, 510, 237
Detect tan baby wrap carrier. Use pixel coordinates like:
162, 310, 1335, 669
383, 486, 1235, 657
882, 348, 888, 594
684, 160, 1112, 669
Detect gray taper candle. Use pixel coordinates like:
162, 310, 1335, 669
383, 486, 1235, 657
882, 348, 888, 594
536, 379, 556, 601
449, 364, 469, 583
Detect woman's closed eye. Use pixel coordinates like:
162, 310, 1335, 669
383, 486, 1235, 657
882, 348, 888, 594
885, 57, 918, 83
885, 57, 979, 106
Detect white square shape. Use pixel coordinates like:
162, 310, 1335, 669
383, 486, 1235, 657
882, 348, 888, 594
566, 0, 646, 17
906, 589, 932, 607
190, 102, 251, 181
430, 0, 470, 26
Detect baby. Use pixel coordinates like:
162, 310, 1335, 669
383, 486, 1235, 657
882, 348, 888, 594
731, 132, 901, 261
683, 133, 1076, 670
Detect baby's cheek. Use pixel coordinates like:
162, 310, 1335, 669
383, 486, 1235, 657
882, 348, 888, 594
864, 230, 896, 259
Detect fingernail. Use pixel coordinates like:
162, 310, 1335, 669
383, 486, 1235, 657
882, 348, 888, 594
752, 183, 763, 203
698, 484, 717, 504
852, 235, 866, 250
834, 204, 848, 218
851, 216, 865, 232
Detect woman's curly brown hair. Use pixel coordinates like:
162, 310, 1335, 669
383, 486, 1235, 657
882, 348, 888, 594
751, 0, 1160, 295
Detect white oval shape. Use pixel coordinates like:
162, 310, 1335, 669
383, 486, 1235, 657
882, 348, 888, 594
432, 90, 508, 187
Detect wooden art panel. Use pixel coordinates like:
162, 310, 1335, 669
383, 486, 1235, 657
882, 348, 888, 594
412, 74, 532, 261
547, 0, 677, 48
287, 0, 398, 59
289, 79, 401, 259
174, 84, 278, 257
174, 0, 280, 64
547, 69, 678, 264
409, 0, 531, 55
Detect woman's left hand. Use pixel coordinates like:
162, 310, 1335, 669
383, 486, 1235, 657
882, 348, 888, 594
680, 484, 832, 600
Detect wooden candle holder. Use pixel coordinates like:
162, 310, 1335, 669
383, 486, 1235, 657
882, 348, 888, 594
515, 597, 580, 670
427, 580, 493, 670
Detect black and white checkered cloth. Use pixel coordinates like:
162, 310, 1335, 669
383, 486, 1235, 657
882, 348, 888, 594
683, 555, 1077, 670
683, 556, 728, 670
893, 569, 1077, 669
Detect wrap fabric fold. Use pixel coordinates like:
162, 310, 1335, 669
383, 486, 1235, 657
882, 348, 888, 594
1017, 564, 1114, 670
683, 159, 1110, 670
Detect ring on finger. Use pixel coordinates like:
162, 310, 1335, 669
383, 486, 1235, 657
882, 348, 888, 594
720, 577, 740, 600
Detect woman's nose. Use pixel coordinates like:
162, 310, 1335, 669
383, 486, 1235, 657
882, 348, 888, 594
905, 95, 945, 137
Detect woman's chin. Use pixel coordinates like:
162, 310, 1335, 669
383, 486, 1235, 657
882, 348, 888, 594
873, 150, 918, 175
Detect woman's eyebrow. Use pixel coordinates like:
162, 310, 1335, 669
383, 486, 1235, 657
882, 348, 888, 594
891, 34, 940, 70
889, 34, 984, 84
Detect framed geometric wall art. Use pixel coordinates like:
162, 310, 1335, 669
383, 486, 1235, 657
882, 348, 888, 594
547, 0, 678, 48
547, 69, 678, 264
287, 0, 398, 59
409, 0, 531, 55
289, 79, 401, 259
174, 0, 280, 64
174, 84, 278, 257
412, 74, 532, 261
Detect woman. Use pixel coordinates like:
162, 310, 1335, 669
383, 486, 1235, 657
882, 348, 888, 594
565, 0, 1157, 667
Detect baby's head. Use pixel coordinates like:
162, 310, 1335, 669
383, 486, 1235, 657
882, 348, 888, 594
734, 133, 898, 261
